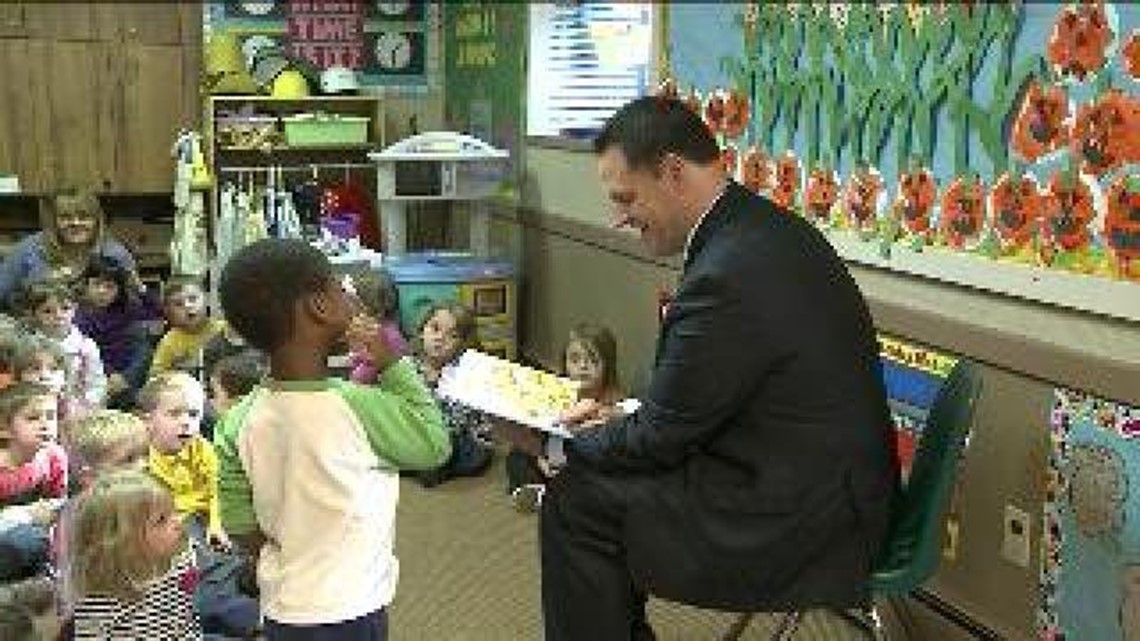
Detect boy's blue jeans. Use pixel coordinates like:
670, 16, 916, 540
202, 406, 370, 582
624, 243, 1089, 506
185, 516, 261, 637
265, 609, 388, 641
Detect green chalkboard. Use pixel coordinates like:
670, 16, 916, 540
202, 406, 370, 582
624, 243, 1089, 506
443, 1, 526, 188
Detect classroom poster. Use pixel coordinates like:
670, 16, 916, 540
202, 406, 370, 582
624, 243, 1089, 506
1040, 389, 1140, 641
205, 0, 432, 88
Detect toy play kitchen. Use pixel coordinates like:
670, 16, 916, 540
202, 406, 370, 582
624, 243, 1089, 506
368, 131, 510, 256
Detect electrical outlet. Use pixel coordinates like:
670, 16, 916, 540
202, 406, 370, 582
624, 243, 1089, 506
1001, 504, 1032, 568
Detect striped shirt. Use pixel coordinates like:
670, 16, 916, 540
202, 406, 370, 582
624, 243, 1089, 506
72, 545, 203, 640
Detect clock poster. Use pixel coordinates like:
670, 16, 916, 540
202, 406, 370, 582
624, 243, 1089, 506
207, 0, 430, 88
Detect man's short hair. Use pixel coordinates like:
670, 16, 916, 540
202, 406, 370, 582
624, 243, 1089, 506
219, 238, 333, 352
593, 96, 721, 172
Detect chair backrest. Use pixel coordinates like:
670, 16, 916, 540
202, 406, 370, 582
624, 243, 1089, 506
872, 359, 983, 595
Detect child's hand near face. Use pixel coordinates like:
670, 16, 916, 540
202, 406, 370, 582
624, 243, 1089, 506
345, 315, 398, 374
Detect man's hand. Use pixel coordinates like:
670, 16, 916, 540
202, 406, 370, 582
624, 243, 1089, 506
345, 315, 398, 373
559, 398, 611, 434
492, 420, 545, 457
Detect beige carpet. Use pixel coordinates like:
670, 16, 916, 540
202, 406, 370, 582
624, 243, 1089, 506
390, 454, 872, 641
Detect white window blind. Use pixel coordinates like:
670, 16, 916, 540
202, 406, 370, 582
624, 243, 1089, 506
527, 2, 654, 138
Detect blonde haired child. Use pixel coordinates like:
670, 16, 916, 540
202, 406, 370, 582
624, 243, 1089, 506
68, 468, 203, 639
0, 382, 66, 581
66, 409, 149, 487
138, 371, 224, 547
54, 409, 157, 637
140, 371, 262, 639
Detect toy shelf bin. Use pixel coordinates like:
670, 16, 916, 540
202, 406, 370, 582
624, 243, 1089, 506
385, 252, 516, 359
282, 113, 369, 147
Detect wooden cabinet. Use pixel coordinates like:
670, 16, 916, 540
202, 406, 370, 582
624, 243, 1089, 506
44, 41, 118, 191
0, 39, 48, 191
0, 2, 200, 194
0, 3, 26, 38
117, 43, 199, 191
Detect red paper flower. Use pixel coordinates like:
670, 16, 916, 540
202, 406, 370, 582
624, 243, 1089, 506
1123, 30, 1140, 79
721, 89, 751, 139
1047, 2, 1113, 80
771, 152, 800, 210
940, 176, 986, 249
1070, 90, 1140, 177
1011, 82, 1069, 163
1042, 171, 1096, 252
988, 172, 1043, 250
843, 167, 883, 231
804, 167, 839, 222
897, 167, 937, 234
740, 147, 772, 195
1105, 175, 1140, 269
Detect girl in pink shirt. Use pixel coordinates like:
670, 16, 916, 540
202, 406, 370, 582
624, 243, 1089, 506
0, 382, 67, 581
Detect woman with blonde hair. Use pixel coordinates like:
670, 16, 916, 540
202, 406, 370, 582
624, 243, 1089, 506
67, 467, 203, 638
0, 188, 135, 311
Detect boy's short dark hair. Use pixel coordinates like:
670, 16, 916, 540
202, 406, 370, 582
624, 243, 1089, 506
219, 238, 333, 352
211, 349, 267, 399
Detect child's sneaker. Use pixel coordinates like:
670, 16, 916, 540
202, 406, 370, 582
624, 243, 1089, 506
511, 483, 545, 514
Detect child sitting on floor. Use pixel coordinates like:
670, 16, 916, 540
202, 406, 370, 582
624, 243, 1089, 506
150, 275, 225, 380
208, 349, 267, 417
411, 301, 494, 488
68, 468, 204, 639
16, 278, 105, 413
346, 268, 409, 383
507, 323, 627, 512
0, 382, 67, 582
75, 255, 162, 409
140, 370, 260, 639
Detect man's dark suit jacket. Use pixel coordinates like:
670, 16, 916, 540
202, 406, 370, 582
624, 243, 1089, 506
568, 182, 899, 611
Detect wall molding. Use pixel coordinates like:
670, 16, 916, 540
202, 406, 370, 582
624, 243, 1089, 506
827, 228, 1140, 325
506, 207, 1140, 405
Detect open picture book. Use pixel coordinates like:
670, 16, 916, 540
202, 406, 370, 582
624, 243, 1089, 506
436, 349, 581, 437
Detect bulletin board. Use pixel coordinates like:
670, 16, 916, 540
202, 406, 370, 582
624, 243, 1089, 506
442, 1, 526, 193
1041, 389, 1140, 641
665, 3, 1140, 323
204, 0, 433, 88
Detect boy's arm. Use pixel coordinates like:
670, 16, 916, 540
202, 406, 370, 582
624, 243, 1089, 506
212, 398, 262, 540
338, 359, 451, 471
199, 439, 223, 536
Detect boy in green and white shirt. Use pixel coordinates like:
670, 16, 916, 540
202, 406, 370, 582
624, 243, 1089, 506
214, 239, 450, 639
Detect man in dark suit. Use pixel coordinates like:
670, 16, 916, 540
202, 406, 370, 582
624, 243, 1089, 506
525, 96, 898, 640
